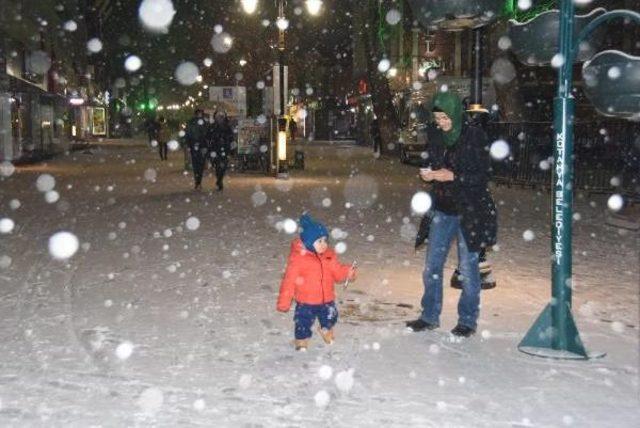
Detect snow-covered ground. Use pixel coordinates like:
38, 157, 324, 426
0, 139, 637, 427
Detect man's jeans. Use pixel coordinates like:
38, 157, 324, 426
421, 210, 481, 329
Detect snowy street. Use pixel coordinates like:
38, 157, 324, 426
0, 139, 638, 427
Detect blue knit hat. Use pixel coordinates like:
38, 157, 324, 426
299, 213, 329, 252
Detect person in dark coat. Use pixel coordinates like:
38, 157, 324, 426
208, 112, 234, 191
157, 116, 170, 161
406, 91, 498, 337
289, 118, 298, 141
185, 109, 209, 190
370, 116, 382, 155
146, 116, 160, 146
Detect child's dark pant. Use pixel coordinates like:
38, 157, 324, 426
294, 302, 338, 340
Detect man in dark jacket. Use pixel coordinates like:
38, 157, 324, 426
185, 109, 208, 190
406, 91, 497, 337
208, 112, 234, 191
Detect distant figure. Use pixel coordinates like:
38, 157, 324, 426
185, 109, 209, 190
157, 116, 170, 161
146, 116, 160, 146
277, 214, 357, 351
208, 112, 234, 191
370, 117, 382, 155
289, 118, 298, 141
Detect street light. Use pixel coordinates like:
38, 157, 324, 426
240, 0, 258, 14
242, 0, 323, 179
276, 16, 289, 31
305, 0, 323, 16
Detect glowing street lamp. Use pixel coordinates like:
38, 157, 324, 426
305, 0, 323, 16
276, 16, 289, 31
241, 0, 258, 15
239, 58, 247, 67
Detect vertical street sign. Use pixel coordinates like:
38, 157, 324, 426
518, 0, 589, 359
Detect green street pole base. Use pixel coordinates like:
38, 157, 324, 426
518, 303, 606, 360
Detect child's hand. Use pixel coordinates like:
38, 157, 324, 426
347, 266, 357, 281
277, 304, 290, 313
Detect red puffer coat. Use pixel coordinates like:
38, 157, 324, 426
276, 238, 351, 312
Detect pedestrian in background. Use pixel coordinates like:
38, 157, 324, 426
289, 118, 298, 141
157, 116, 170, 161
185, 109, 209, 190
406, 91, 497, 338
370, 116, 381, 155
208, 112, 234, 191
145, 116, 160, 147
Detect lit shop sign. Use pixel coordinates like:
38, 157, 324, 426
69, 97, 85, 106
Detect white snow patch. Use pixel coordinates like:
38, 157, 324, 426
45, 190, 60, 204
175, 62, 200, 86
385, 9, 402, 25
551, 53, 565, 68
239, 374, 252, 389
193, 399, 206, 411
0, 162, 15, 177
87, 38, 103, 53
314, 390, 331, 407
115, 342, 134, 360
523, 230, 535, 241
490, 140, 510, 160
377, 59, 391, 73
63, 20, 78, 31
48, 231, 79, 260
0, 255, 12, 269
282, 218, 298, 234
144, 168, 157, 182
0, 218, 15, 234
411, 191, 432, 215
125, 55, 142, 72
186, 216, 200, 231
36, 174, 56, 192
137, 387, 164, 414
335, 369, 355, 393
251, 191, 268, 207
211, 32, 233, 53
607, 194, 624, 212
317, 365, 333, 380
138, 0, 176, 33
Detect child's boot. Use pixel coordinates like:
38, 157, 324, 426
295, 339, 309, 351
317, 328, 334, 345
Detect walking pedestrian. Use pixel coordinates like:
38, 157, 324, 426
157, 116, 170, 161
208, 112, 233, 191
289, 118, 298, 141
370, 116, 381, 155
185, 109, 209, 190
145, 116, 160, 147
406, 91, 498, 337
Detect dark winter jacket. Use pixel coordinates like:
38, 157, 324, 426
415, 123, 498, 252
185, 117, 208, 149
208, 119, 234, 155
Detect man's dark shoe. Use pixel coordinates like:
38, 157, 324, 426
406, 319, 439, 332
451, 324, 476, 337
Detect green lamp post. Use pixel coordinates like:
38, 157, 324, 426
518, 2, 640, 359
